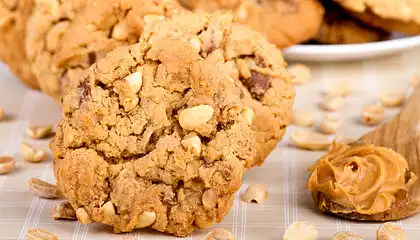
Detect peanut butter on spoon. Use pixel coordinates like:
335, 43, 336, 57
308, 85, 420, 221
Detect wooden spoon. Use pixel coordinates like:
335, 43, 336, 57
319, 85, 420, 221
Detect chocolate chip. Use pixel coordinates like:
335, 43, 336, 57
80, 80, 91, 98
244, 71, 270, 98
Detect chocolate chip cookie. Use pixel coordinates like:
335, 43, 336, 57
178, 0, 325, 48
0, 0, 38, 88
334, 0, 420, 34
26, 0, 183, 102
315, 2, 389, 44
141, 11, 294, 165
51, 38, 256, 237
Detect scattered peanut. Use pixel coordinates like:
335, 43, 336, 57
181, 136, 202, 155
0, 107, 4, 121
179, 105, 214, 130
29, 178, 63, 199
379, 91, 405, 107
205, 228, 234, 240
319, 113, 341, 134
320, 95, 343, 112
292, 109, 315, 127
325, 83, 350, 97
143, 14, 165, 24
51, 202, 76, 220
189, 36, 201, 53
283, 221, 317, 240
125, 70, 143, 94
361, 104, 385, 126
332, 231, 362, 240
28, 228, 58, 240
242, 108, 254, 125
0, 156, 15, 175
76, 208, 93, 224
26, 125, 53, 139
288, 63, 311, 84
136, 211, 157, 228
291, 130, 332, 151
412, 75, 419, 88
20, 143, 47, 163
377, 222, 406, 240
242, 184, 268, 204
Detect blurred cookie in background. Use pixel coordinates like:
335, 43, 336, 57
315, 1, 389, 44
333, 0, 420, 35
0, 0, 38, 89
178, 0, 325, 48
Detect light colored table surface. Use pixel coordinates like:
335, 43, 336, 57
0, 47, 420, 240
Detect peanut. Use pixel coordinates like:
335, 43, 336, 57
320, 95, 343, 112
242, 184, 268, 204
242, 108, 254, 125
181, 136, 202, 155
111, 21, 129, 41
0, 107, 4, 121
51, 202, 76, 220
26, 125, 53, 139
325, 83, 349, 97
0, 156, 15, 175
283, 221, 317, 240
125, 70, 143, 94
205, 228, 234, 240
28, 228, 58, 240
379, 90, 406, 107
332, 231, 362, 240
361, 104, 384, 126
179, 105, 214, 130
377, 222, 406, 240
189, 36, 201, 53
292, 109, 315, 127
288, 63, 311, 84
76, 208, 93, 224
136, 211, 156, 228
143, 14, 165, 24
29, 178, 63, 199
291, 130, 332, 151
202, 189, 218, 209
319, 113, 341, 134
20, 143, 47, 163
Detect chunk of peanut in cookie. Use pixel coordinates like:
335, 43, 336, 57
29, 178, 63, 199
51, 202, 76, 220
189, 36, 202, 53
179, 105, 214, 130
205, 228, 234, 240
136, 211, 157, 229
125, 71, 143, 94
283, 221, 317, 240
102, 201, 116, 219
332, 231, 362, 240
202, 189, 218, 209
76, 208, 93, 225
28, 228, 58, 240
242, 108, 254, 125
181, 136, 202, 155
377, 222, 406, 240
143, 14, 165, 24
111, 21, 129, 41
0, 156, 15, 175
287, 63, 311, 84
242, 184, 268, 204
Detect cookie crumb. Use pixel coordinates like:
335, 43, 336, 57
0, 108, 4, 121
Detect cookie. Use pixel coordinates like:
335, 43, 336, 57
178, 0, 325, 48
334, 0, 420, 34
315, 2, 389, 44
26, 0, 183, 102
51, 38, 256, 237
0, 0, 38, 88
141, 11, 294, 165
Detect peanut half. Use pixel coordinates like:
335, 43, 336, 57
379, 90, 406, 107
320, 95, 343, 112
377, 222, 406, 240
76, 208, 93, 224
26, 125, 54, 139
361, 104, 384, 126
291, 130, 332, 151
288, 63, 311, 84
51, 202, 76, 220
242, 184, 268, 204
319, 113, 341, 135
179, 105, 214, 130
325, 83, 350, 97
20, 143, 47, 163
136, 211, 157, 229
28, 228, 58, 240
29, 178, 63, 199
205, 228, 234, 240
0, 156, 15, 175
292, 110, 315, 127
283, 221, 317, 240
0, 107, 4, 121
332, 231, 362, 240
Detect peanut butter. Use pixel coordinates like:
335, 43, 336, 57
308, 141, 417, 215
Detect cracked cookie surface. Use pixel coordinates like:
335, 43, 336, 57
0, 0, 38, 88
51, 38, 256, 237
178, 0, 325, 48
26, 0, 183, 102
334, 0, 420, 34
141, 11, 294, 165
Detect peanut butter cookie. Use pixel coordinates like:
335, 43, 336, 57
141, 12, 294, 165
178, 0, 325, 48
26, 0, 183, 102
0, 0, 38, 88
315, 2, 389, 44
334, 0, 420, 34
51, 38, 256, 237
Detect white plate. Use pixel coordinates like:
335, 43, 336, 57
283, 35, 420, 62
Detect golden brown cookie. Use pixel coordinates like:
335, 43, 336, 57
141, 12, 294, 165
178, 0, 325, 48
51, 38, 256, 237
0, 0, 38, 88
26, 0, 183, 102
315, 2, 389, 44
334, 0, 420, 34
